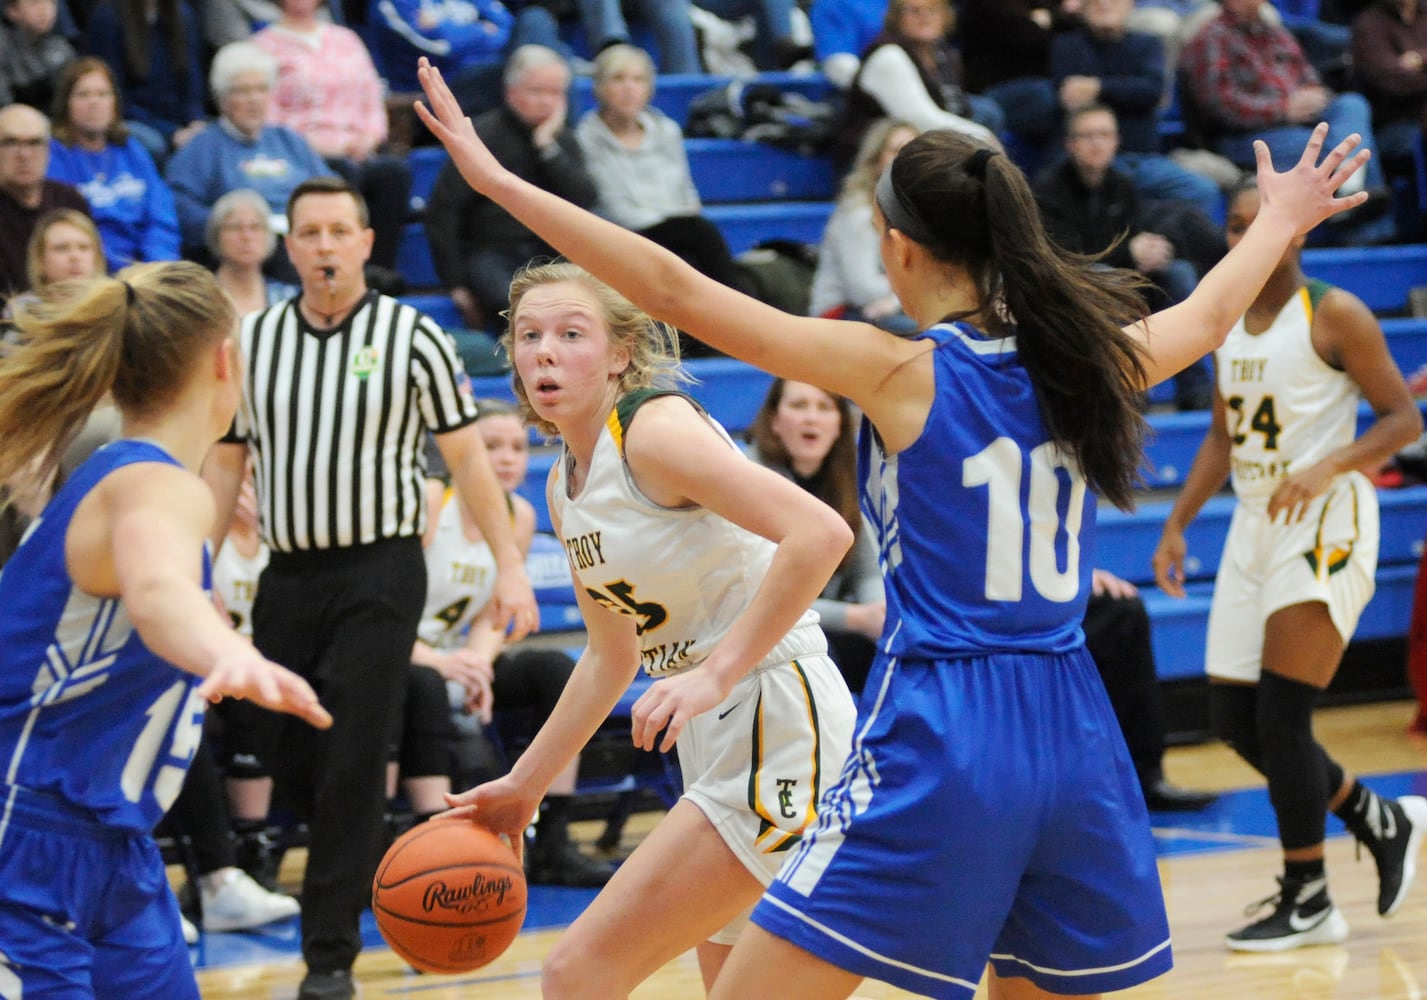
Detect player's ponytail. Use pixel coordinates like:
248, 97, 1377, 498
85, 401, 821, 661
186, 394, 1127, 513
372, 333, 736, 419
886, 131, 1151, 510
0, 262, 234, 492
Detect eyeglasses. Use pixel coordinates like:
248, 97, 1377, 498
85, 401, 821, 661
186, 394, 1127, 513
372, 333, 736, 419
220, 221, 269, 234
0, 136, 46, 151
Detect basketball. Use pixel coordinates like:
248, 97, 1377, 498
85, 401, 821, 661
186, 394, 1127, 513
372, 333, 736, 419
371, 819, 527, 974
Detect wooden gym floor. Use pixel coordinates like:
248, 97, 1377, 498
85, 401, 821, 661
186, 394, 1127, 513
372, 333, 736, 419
192, 699, 1427, 999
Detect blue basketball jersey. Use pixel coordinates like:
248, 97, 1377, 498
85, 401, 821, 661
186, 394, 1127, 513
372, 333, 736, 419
0, 440, 210, 833
860, 323, 1097, 660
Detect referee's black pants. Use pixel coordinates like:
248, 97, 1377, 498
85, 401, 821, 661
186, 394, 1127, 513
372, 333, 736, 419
251, 537, 426, 974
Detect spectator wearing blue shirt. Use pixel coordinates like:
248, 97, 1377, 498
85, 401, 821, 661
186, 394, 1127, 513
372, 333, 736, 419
47, 57, 179, 271
163, 42, 330, 265
1051, 0, 1225, 222
372, 0, 566, 118
83, 0, 207, 160
809, 0, 887, 89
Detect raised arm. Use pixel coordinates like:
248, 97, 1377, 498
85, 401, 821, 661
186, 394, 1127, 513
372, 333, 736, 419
1128, 125, 1370, 388
413, 59, 919, 410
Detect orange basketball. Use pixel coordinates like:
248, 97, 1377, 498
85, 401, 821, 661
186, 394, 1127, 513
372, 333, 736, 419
371, 819, 527, 974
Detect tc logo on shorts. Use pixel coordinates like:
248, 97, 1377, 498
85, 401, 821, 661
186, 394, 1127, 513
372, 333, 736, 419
778, 778, 798, 819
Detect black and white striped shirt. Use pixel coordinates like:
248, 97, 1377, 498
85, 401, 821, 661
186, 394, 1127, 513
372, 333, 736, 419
230, 292, 479, 553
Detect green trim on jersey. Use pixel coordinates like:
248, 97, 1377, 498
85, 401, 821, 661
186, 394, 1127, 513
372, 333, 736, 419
611, 388, 702, 456
1304, 278, 1333, 313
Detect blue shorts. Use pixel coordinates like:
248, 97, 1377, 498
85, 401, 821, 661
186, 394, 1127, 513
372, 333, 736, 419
755, 649, 1172, 999
0, 784, 198, 999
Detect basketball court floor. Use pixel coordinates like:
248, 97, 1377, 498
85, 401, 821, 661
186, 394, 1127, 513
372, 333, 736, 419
193, 700, 1427, 999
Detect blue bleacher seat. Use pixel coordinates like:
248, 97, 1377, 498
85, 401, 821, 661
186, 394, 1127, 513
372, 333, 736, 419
686, 139, 836, 203
407, 146, 448, 212
396, 222, 439, 289
1301, 244, 1427, 314
706, 201, 834, 255
1143, 401, 1427, 490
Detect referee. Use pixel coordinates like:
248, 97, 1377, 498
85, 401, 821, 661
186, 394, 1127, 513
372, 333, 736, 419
204, 176, 538, 1000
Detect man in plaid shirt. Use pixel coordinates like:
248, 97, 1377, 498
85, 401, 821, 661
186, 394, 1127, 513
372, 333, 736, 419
1180, 0, 1394, 240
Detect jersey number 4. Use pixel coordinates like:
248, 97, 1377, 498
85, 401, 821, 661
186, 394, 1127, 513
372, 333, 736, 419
963, 437, 1086, 603
1227, 395, 1282, 450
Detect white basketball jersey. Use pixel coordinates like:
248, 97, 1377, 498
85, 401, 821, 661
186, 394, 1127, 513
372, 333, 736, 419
213, 540, 269, 637
417, 494, 499, 650
552, 391, 822, 678
1217, 280, 1360, 499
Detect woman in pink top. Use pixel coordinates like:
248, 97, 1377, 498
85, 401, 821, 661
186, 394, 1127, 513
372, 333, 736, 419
252, 0, 412, 273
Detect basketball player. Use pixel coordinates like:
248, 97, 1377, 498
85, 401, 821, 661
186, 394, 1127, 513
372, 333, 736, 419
1153, 180, 1426, 952
440, 260, 858, 996
416, 53, 1373, 999
0, 264, 331, 998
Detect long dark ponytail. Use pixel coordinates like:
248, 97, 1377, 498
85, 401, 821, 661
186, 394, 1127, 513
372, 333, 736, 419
888, 130, 1151, 510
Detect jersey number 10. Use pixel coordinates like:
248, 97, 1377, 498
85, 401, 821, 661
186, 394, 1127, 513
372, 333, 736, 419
963, 437, 1086, 603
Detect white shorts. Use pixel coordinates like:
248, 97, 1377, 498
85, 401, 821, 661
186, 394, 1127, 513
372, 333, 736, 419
677, 653, 856, 945
1206, 471, 1379, 682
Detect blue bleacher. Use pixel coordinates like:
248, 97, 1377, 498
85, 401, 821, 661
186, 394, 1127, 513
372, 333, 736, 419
1144, 400, 1427, 490
1301, 244, 1427, 315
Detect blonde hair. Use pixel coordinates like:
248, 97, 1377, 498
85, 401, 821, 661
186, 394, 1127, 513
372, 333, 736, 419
593, 43, 656, 103
840, 118, 917, 202
0, 261, 236, 489
26, 208, 105, 289
500, 261, 684, 438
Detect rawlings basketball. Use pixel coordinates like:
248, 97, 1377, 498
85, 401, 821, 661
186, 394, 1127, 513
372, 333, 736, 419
372, 819, 527, 973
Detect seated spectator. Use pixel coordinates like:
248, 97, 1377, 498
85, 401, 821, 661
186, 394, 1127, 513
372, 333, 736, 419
208, 187, 297, 315
574, 0, 700, 73
371, 0, 562, 103
426, 44, 597, 330
1180, 0, 1396, 244
746, 380, 885, 696
83, 0, 207, 159
808, 117, 919, 332
0, 207, 103, 563
1034, 104, 1212, 409
411, 400, 614, 886
47, 57, 180, 271
0, 103, 90, 298
1350, 0, 1427, 175
25, 206, 103, 290
1084, 568, 1218, 811
836, 0, 1002, 167
163, 42, 329, 269
202, 0, 341, 51
959, 0, 1073, 171
0, 0, 76, 110
809, 0, 890, 89
253, 0, 412, 274
575, 44, 754, 312
1051, 0, 1225, 222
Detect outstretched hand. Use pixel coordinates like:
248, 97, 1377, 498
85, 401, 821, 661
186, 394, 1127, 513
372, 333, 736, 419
415, 58, 508, 196
1255, 122, 1371, 236
197, 649, 332, 730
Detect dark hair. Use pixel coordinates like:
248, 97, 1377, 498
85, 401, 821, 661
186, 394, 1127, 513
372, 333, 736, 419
0, 262, 235, 490
749, 379, 861, 570
51, 58, 129, 147
887, 130, 1150, 509
113, 0, 190, 82
286, 175, 370, 231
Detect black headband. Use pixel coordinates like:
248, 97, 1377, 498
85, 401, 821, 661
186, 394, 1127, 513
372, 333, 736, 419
874, 167, 938, 247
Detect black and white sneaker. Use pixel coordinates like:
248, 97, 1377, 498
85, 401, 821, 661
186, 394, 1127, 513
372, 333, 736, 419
1363, 795, 1427, 917
1225, 876, 1349, 952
